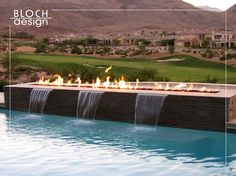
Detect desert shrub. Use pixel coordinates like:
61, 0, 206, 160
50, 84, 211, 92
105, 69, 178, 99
58, 64, 102, 83
15, 66, 33, 73
202, 49, 214, 58
127, 67, 157, 81
95, 46, 111, 55
219, 53, 236, 60
58, 46, 67, 52
2, 54, 20, 71
156, 75, 171, 82
71, 47, 82, 54
137, 44, 146, 53
137, 38, 151, 46
115, 49, 128, 55
201, 53, 207, 57
0, 79, 9, 92
203, 74, 219, 83
127, 67, 170, 82
35, 41, 47, 53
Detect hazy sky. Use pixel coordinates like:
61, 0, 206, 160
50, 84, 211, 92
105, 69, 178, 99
183, 0, 236, 10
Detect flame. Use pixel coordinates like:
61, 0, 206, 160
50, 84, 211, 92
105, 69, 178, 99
173, 83, 187, 90
67, 79, 73, 85
52, 75, 64, 86
187, 84, 193, 91
118, 76, 127, 89
35, 74, 219, 94
105, 66, 112, 73
75, 77, 82, 87
93, 77, 101, 88
155, 83, 163, 90
111, 79, 118, 88
38, 76, 50, 85
165, 83, 171, 90
200, 87, 206, 92
135, 79, 139, 89
103, 76, 110, 88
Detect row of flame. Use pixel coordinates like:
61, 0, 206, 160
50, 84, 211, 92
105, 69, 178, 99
36, 75, 219, 93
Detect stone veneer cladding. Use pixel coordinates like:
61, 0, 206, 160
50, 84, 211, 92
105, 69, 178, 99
4, 86, 236, 132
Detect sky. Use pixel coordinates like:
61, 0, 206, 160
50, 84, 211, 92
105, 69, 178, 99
183, 0, 236, 10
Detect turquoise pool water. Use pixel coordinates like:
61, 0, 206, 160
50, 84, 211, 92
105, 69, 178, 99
0, 109, 236, 176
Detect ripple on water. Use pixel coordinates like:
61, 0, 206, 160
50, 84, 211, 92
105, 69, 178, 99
131, 126, 156, 133
15, 114, 43, 120
67, 119, 96, 126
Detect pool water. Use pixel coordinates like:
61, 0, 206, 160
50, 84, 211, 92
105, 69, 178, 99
0, 109, 236, 176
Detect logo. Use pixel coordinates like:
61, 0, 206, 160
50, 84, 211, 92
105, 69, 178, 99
10, 9, 52, 27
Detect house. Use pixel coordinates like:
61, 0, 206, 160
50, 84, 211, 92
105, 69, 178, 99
175, 31, 210, 48
211, 31, 236, 48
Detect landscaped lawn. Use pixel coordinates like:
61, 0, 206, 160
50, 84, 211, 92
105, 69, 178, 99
13, 53, 236, 83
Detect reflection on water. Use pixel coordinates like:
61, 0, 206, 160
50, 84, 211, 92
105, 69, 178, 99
0, 109, 236, 176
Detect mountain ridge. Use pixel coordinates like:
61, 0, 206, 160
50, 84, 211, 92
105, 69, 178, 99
0, 0, 234, 37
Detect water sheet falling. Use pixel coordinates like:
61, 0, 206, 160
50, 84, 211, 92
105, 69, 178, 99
29, 88, 52, 114
76, 91, 104, 119
135, 94, 167, 126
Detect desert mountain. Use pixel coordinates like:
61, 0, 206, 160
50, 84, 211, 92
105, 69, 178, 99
198, 6, 222, 12
228, 4, 236, 29
0, 0, 232, 37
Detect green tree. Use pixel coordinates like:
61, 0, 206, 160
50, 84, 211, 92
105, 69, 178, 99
71, 47, 82, 55
160, 39, 175, 47
35, 42, 47, 53
201, 39, 210, 48
35, 39, 48, 53
42, 38, 49, 44
113, 38, 121, 46
137, 38, 151, 46
2, 54, 20, 71
168, 45, 175, 54
138, 44, 146, 53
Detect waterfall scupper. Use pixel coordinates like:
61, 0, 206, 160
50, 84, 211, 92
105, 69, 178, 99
29, 88, 52, 114
76, 91, 104, 119
135, 94, 167, 126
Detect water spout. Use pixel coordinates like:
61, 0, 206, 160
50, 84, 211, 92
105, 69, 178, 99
76, 91, 103, 119
28, 88, 52, 114
135, 94, 167, 126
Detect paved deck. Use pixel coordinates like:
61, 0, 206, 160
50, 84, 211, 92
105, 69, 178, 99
228, 119, 236, 129
227, 120, 236, 133
0, 92, 5, 108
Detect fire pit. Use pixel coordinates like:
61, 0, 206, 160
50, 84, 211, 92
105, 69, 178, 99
36, 75, 220, 94
3, 77, 236, 132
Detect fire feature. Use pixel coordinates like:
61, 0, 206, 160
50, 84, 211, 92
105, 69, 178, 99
36, 75, 220, 94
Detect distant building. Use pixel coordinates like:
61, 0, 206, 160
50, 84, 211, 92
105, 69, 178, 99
211, 32, 236, 48
49, 33, 77, 44
47, 30, 236, 49
175, 32, 211, 48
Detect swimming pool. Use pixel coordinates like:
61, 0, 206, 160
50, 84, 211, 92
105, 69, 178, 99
0, 109, 236, 176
